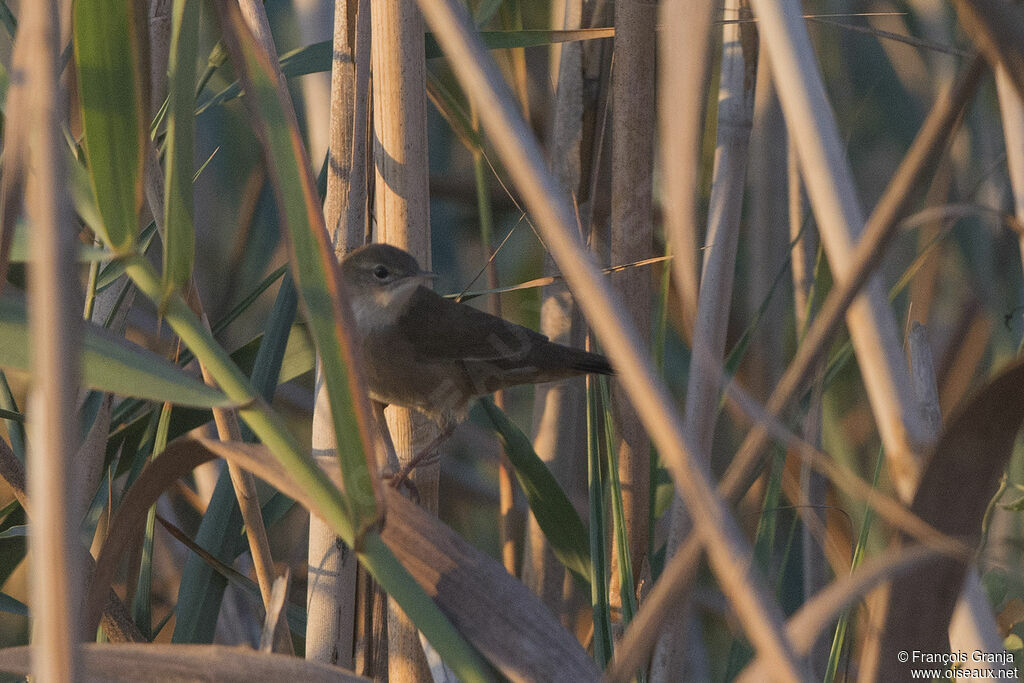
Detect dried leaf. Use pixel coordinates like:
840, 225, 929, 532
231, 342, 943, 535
85, 438, 598, 682
876, 359, 1024, 667
0, 643, 365, 681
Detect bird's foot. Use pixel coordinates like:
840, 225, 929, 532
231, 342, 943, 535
383, 469, 420, 502
387, 450, 442, 494
385, 426, 452, 495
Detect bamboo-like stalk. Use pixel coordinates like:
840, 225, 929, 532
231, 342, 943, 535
607, 0, 656, 611
307, 0, 367, 667
370, 0, 436, 675
525, 0, 586, 615
607, 362, 971, 681
656, 2, 757, 676
745, 10, 1006, 666
323, 0, 364, 256
405, 0, 808, 676
23, 0, 82, 678
608, 53, 987, 681
746, 0, 931, 494
658, 0, 715, 341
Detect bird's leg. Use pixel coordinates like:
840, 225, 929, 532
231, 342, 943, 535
371, 400, 400, 474
388, 423, 456, 491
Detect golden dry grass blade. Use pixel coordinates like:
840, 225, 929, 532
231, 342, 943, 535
455, 256, 670, 301
0, 644, 366, 682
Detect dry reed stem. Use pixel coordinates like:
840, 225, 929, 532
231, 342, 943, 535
22, 0, 82, 678
524, 0, 587, 614
230, 0, 381, 663
307, 0, 366, 666
786, 114, 830, 675
369, 0, 436, 675
735, 545, 940, 681
198, 346, 280, 637
870, 326, 1006, 677
748, 0, 931, 498
323, 0, 361, 253
608, 0, 657, 604
409, 0, 808, 677
717, 53, 985, 531
656, 2, 757, 676
657, 0, 713, 341
605, 352, 972, 681
346, 0, 372, 248
746, 47, 789, 400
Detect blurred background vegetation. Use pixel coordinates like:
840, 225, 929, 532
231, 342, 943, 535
1, 0, 1024, 680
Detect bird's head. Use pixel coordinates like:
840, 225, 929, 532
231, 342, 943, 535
341, 243, 435, 331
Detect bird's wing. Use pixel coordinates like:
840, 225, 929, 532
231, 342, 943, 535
396, 286, 550, 363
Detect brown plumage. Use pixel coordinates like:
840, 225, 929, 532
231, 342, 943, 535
341, 243, 612, 429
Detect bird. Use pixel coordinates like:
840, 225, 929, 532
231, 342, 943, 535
340, 242, 613, 486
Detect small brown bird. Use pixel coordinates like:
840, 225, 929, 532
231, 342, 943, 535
341, 243, 613, 483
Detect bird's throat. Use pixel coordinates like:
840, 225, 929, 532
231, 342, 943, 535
350, 279, 421, 338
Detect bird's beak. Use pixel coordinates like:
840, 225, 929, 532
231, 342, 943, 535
416, 270, 437, 284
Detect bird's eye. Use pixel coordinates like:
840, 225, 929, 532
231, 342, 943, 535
372, 265, 389, 280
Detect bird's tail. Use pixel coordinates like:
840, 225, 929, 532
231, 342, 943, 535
571, 350, 613, 376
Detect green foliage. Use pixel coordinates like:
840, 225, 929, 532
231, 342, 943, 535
0, 295, 230, 407
72, 0, 145, 253
471, 398, 592, 584
161, 0, 200, 301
